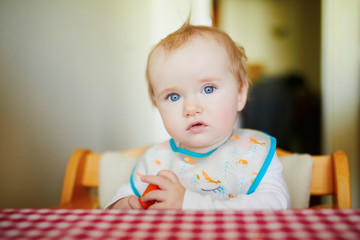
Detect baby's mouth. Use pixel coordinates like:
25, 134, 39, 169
186, 121, 208, 132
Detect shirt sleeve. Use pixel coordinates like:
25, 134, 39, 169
104, 182, 134, 209
182, 153, 290, 210
104, 154, 149, 209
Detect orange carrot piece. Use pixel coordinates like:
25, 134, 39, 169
138, 184, 160, 209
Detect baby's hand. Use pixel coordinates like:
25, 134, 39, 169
107, 195, 142, 209
140, 170, 185, 209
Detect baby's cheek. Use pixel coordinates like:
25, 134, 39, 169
160, 111, 182, 136
216, 104, 238, 127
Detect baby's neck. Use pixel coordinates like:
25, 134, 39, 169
178, 133, 232, 154
179, 144, 219, 154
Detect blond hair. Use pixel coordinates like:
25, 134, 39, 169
146, 20, 249, 106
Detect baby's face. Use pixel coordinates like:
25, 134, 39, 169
148, 37, 248, 153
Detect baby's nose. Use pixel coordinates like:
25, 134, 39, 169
183, 101, 203, 117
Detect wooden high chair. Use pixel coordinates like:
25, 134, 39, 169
54, 147, 351, 209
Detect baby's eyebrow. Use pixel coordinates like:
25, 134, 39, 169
198, 77, 222, 84
155, 78, 222, 97
157, 87, 178, 97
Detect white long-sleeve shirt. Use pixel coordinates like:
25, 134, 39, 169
107, 129, 290, 209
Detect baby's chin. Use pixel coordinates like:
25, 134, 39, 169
179, 137, 229, 153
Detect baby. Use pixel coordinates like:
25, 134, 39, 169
107, 20, 290, 210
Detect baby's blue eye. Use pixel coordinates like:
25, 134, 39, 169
203, 86, 215, 94
168, 93, 180, 102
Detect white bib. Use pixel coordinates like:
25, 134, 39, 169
130, 128, 276, 200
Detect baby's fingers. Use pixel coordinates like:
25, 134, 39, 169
141, 175, 170, 190
141, 189, 165, 203
156, 170, 180, 183
128, 196, 142, 209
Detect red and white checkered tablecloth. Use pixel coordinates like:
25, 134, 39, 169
0, 208, 360, 239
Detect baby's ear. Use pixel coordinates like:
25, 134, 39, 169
237, 82, 249, 111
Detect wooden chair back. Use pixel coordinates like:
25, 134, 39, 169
276, 149, 351, 208
56, 147, 351, 209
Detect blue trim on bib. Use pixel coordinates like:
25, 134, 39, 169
246, 135, 277, 195
169, 138, 216, 158
130, 166, 141, 198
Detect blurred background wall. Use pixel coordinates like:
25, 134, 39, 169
216, 0, 359, 208
217, 0, 322, 155
0, 0, 359, 208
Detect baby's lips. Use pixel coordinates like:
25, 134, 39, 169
186, 121, 207, 130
